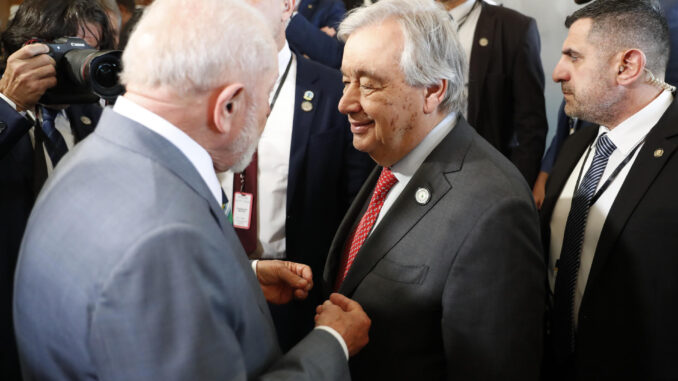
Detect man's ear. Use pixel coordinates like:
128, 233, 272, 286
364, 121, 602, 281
283, 0, 297, 22
423, 79, 448, 114
616, 49, 646, 86
212, 83, 245, 134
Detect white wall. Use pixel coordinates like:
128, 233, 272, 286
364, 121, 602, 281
498, 0, 581, 143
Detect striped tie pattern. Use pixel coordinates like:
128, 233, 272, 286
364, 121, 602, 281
553, 133, 616, 355
40, 107, 68, 166
335, 167, 398, 290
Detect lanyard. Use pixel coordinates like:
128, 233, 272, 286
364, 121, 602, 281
456, 0, 480, 31
269, 54, 293, 111
573, 136, 645, 206
238, 54, 293, 189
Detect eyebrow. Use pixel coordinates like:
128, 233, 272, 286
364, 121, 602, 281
562, 48, 581, 57
341, 68, 386, 83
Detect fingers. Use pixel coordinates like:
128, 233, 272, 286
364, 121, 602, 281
329, 292, 361, 312
278, 264, 309, 289
286, 261, 313, 284
14, 43, 50, 59
0, 44, 57, 111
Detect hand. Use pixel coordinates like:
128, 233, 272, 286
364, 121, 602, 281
0, 44, 57, 111
315, 293, 370, 356
532, 171, 549, 210
256, 260, 313, 304
320, 26, 337, 38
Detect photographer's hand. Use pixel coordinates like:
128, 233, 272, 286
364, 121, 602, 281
0, 44, 56, 112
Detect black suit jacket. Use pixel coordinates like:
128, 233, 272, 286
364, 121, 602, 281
268, 53, 373, 350
467, 1, 547, 186
324, 118, 544, 380
540, 96, 678, 379
0, 101, 101, 381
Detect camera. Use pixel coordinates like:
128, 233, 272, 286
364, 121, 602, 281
35, 37, 124, 104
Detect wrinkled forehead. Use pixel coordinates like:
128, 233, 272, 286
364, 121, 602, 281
341, 19, 405, 76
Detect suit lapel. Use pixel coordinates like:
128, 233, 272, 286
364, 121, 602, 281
586, 98, 678, 289
467, 2, 495, 127
287, 54, 319, 212
65, 103, 101, 143
337, 119, 474, 296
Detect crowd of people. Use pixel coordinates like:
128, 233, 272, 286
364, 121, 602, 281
1, 0, 676, 380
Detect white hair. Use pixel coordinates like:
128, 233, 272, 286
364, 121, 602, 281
338, 0, 467, 114
120, 0, 277, 96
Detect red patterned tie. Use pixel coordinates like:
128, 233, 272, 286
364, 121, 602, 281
335, 167, 398, 290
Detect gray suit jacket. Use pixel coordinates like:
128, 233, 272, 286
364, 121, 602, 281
13, 109, 348, 380
323, 118, 545, 380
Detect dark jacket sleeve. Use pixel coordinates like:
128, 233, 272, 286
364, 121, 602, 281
286, 13, 344, 69
508, 18, 548, 186
0, 98, 33, 160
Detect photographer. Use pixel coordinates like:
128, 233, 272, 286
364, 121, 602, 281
0, 1, 116, 380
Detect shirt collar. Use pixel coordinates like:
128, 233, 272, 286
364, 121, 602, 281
599, 90, 674, 155
391, 112, 457, 182
113, 95, 223, 205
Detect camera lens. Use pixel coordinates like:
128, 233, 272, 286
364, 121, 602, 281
93, 62, 119, 88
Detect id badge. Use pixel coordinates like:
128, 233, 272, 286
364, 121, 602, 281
232, 192, 253, 229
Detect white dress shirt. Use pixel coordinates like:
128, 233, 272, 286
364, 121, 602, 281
113, 95, 223, 206
371, 112, 457, 232
549, 90, 673, 326
219, 41, 297, 259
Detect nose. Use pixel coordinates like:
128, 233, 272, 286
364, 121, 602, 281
338, 82, 361, 115
552, 57, 569, 83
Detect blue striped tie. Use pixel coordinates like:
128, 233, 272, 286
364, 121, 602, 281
40, 107, 69, 166
553, 133, 616, 356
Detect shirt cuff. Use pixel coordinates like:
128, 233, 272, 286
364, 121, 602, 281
314, 326, 349, 359
0, 92, 34, 120
251, 259, 258, 274
0, 92, 17, 110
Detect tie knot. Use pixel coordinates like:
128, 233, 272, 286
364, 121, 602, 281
594, 133, 616, 158
375, 167, 398, 199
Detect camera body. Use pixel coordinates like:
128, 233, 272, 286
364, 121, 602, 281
38, 37, 124, 104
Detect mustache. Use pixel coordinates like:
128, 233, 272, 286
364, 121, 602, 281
561, 84, 573, 94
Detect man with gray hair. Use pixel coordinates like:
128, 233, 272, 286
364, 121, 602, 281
542, 0, 678, 379
321, 0, 545, 379
12, 0, 370, 379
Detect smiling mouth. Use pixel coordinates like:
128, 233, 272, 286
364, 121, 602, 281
349, 119, 374, 134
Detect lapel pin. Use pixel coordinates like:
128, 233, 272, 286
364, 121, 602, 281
303, 90, 314, 101
301, 101, 313, 112
80, 116, 92, 125
308, 4, 313, 9
415, 187, 430, 205
479, 37, 489, 47
654, 148, 664, 158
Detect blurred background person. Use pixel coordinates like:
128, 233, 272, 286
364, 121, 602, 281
438, 0, 548, 188
0, 1, 116, 379
226, 0, 373, 351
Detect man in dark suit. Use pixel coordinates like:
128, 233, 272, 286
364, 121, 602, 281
13, 0, 370, 379
439, 0, 547, 187
542, 1, 678, 378
322, 0, 545, 379
0, 1, 116, 379
226, 0, 373, 351
286, 0, 346, 68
